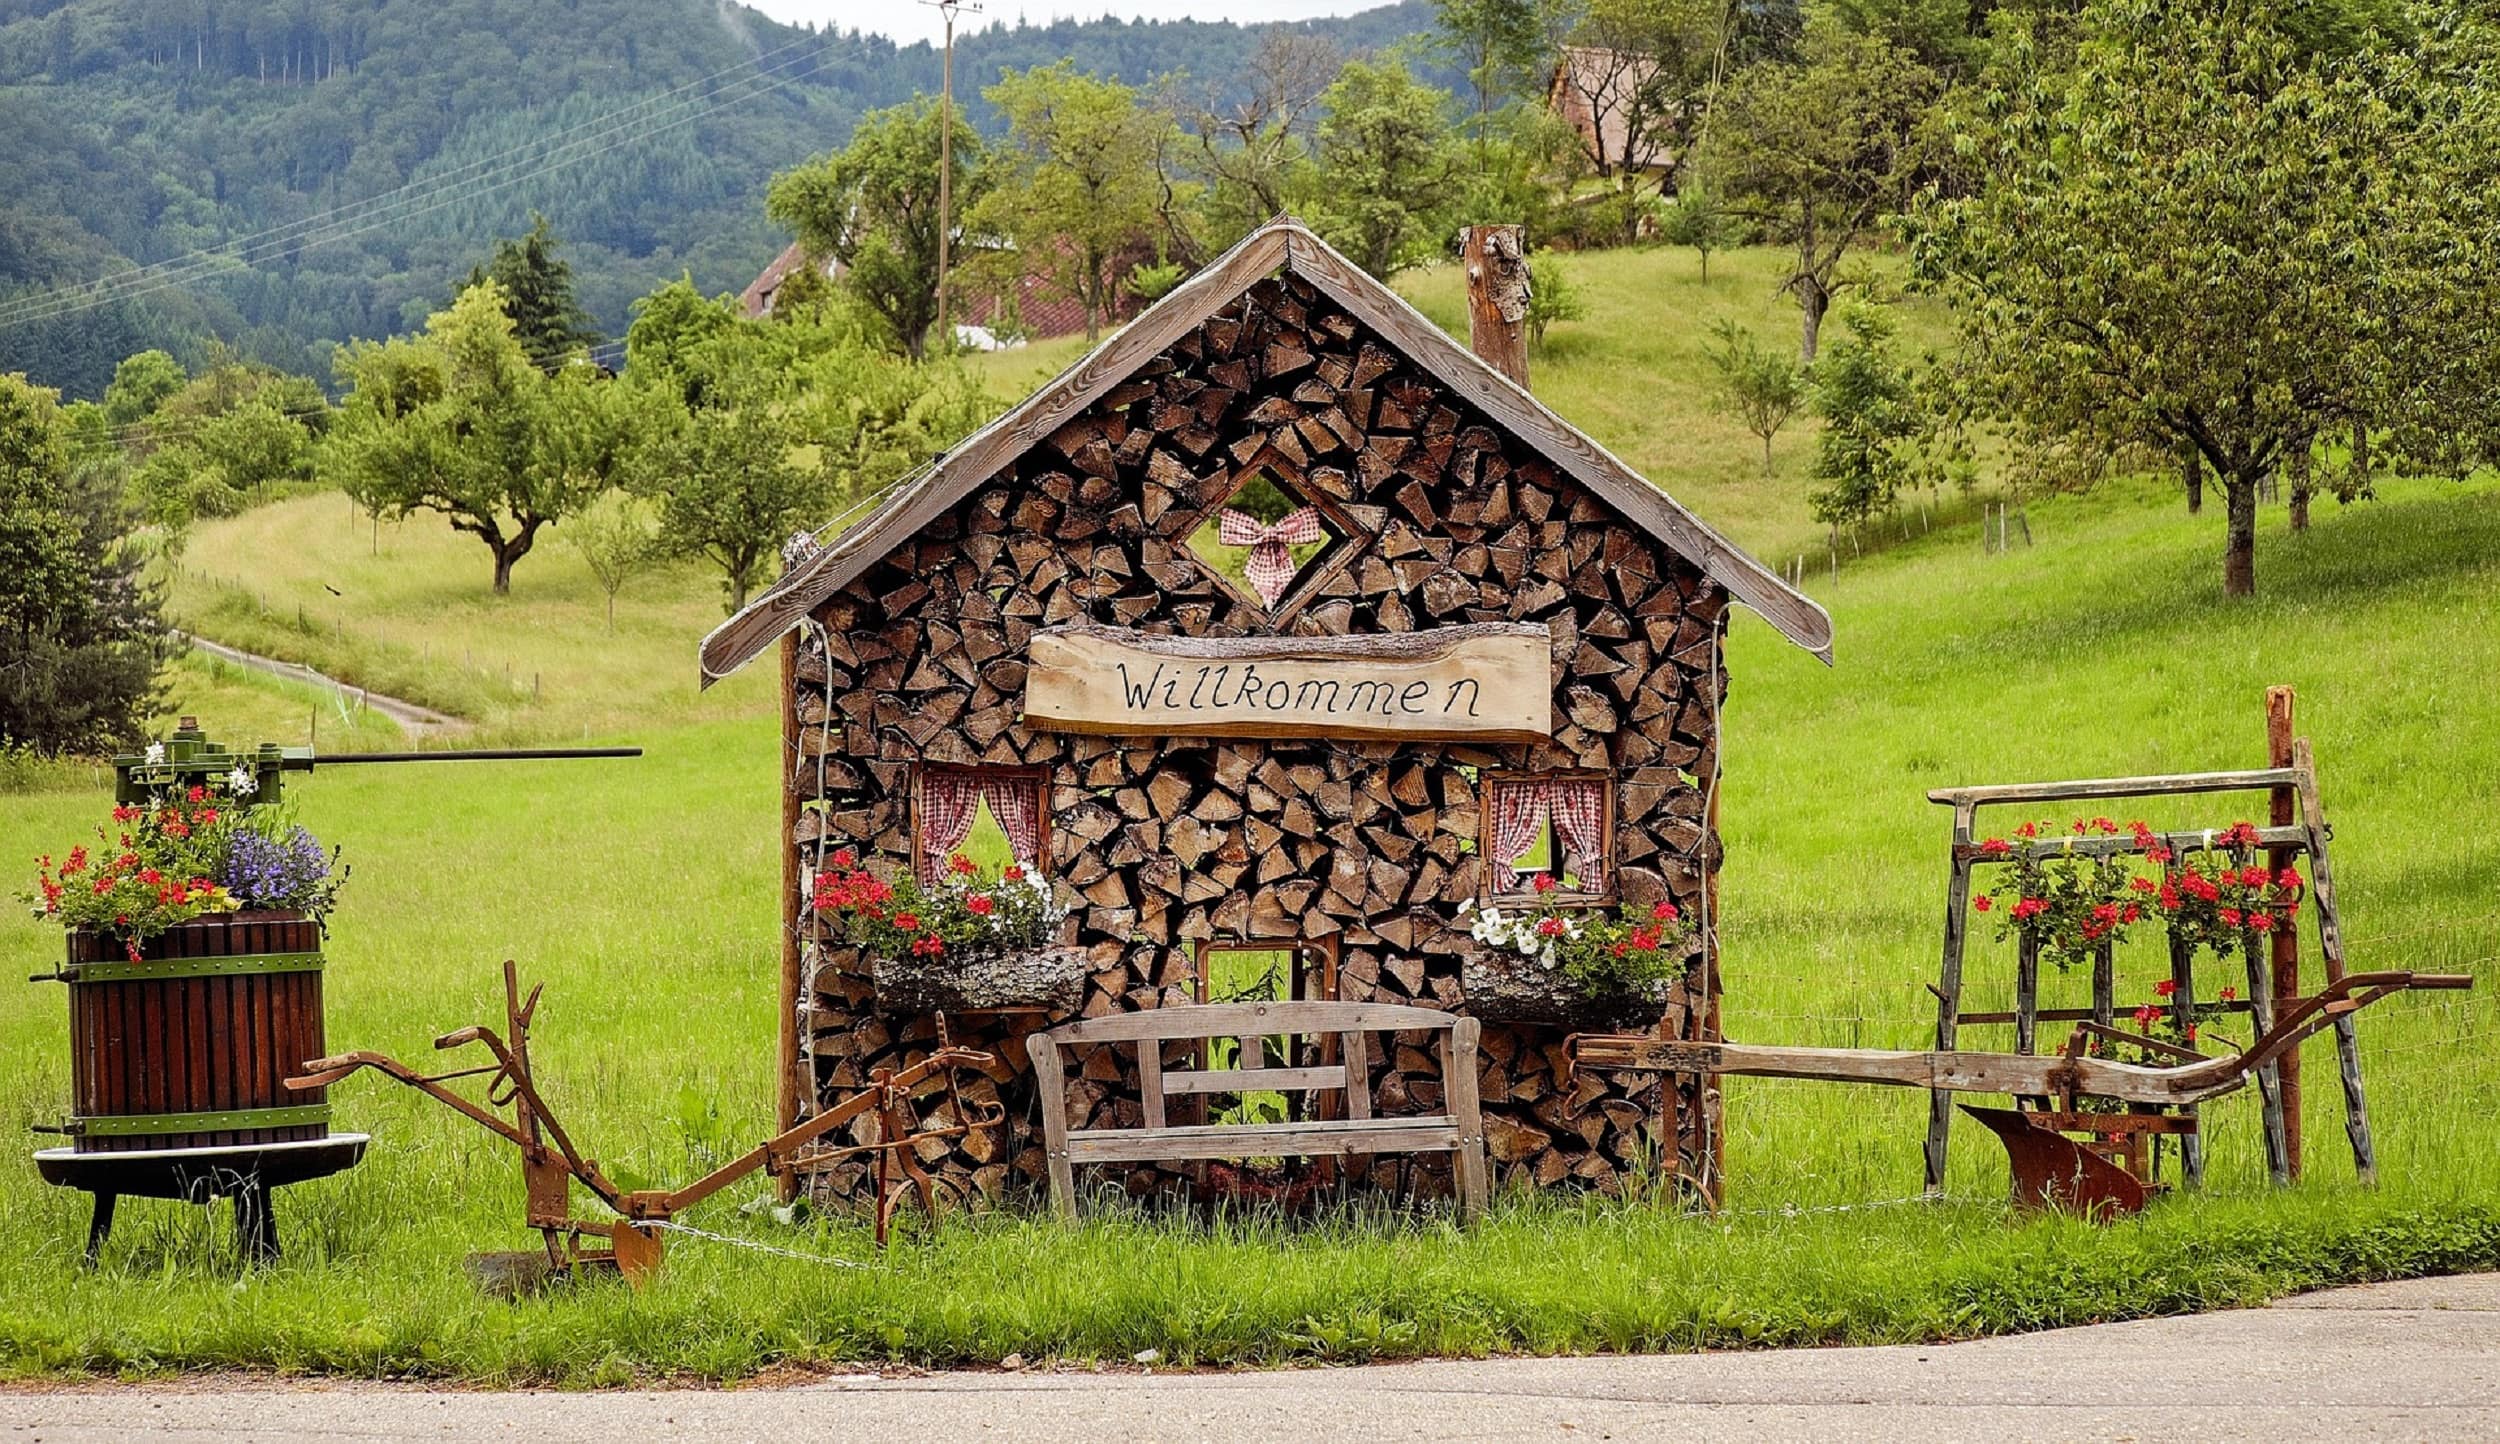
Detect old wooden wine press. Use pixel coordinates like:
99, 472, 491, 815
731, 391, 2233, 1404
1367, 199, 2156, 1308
28, 718, 636, 1263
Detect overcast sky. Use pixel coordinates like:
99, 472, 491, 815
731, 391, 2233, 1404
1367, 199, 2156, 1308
748, 1, 1392, 50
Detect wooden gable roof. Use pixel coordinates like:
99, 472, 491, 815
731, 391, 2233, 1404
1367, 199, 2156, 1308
698, 218, 1833, 683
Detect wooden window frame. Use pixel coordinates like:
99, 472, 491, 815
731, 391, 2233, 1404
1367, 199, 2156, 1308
1172, 443, 1378, 629
909, 763, 1053, 879
1478, 768, 1618, 908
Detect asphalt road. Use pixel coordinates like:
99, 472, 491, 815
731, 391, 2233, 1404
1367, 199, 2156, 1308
5, 1272, 2493, 1443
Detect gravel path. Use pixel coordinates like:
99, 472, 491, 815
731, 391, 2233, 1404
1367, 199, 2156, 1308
179, 632, 467, 740
3, 1272, 2493, 1442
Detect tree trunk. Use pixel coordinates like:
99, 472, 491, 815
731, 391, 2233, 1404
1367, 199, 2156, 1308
2348, 417, 2370, 498
1699, 249, 1709, 283
488, 516, 544, 596
2184, 445, 2204, 514
2224, 466, 2259, 597
1796, 273, 1830, 365
1760, 432, 1773, 477
2287, 436, 2313, 533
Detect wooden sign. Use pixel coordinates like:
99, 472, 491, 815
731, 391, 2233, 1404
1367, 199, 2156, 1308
1022, 622, 1552, 742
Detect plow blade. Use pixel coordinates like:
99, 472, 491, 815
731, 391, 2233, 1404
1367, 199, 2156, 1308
1961, 1105, 2149, 1220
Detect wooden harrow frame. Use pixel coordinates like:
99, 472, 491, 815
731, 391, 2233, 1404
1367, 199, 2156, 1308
289, 960, 999, 1283
1574, 688, 2473, 1216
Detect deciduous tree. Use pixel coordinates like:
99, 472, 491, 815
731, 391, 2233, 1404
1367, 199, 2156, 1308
1903, 0, 2427, 596
327, 283, 633, 594
1310, 59, 1463, 278
1702, 318, 1806, 475
766, 101, 989, 360
1703, 13, 1941, 361
0, 372, 169, 752
976, 64, 1168, 342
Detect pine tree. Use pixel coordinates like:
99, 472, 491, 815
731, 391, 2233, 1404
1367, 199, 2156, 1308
464, 215, 601, 370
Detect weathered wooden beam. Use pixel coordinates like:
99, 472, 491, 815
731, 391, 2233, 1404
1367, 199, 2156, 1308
1926, 768, 2304, 808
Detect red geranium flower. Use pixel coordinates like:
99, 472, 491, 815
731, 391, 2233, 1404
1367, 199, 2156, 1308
967, 894, 995, 915
894, 912, 922, 932
1003, 864, 1026, 882
949, 854, 978, 876
1980, 838, 2012, 856
1531, 873, 1557, 894
1535, 917, 1565, 938
1651, 900, 1679, 922
1973, 895, 1993, 913
2154, 979, 2177, 997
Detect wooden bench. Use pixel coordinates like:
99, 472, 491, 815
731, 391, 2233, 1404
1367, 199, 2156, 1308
1026, 1001, 1488, 1221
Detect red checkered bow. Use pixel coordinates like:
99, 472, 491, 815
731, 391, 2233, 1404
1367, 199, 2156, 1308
1217, 506, 1324, 606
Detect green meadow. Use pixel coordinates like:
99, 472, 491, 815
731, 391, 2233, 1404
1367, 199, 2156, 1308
1, 248, 2494, 1382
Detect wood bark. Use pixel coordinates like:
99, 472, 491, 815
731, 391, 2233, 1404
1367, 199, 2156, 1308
1462, 225, 1531, 388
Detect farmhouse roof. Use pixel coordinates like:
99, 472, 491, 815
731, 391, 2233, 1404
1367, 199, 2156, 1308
697, 217, 1833, 683
739, 241, 828, 317
1549, 47, 1672, 173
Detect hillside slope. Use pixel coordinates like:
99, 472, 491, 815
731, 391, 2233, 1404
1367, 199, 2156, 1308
0, 0, 1439, 394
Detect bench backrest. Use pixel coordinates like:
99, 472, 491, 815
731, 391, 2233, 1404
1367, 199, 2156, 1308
1029, 1000, 1480, 1132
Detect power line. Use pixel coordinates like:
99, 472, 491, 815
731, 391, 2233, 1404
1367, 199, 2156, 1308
0, 26, 857, 330
0, 30, 872, 332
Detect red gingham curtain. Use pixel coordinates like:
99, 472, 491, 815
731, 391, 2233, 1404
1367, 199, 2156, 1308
1489, 779, 1549, 892
917, 771, 983, 884
1547, 778, 1608, 893
980, 774, 1043, 868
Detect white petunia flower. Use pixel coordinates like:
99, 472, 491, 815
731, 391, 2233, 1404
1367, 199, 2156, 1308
227, 765, 258, 797
144, 742, 166, 765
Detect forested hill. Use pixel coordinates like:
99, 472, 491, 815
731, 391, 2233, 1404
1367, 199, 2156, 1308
0, 0, 1440, 398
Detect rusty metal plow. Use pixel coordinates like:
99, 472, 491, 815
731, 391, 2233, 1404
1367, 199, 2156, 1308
287, 959, 1000, 1285
1570, 968, 2470, 1219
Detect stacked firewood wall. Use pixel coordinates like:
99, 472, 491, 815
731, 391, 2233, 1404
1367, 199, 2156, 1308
787, 271, 1729, 1208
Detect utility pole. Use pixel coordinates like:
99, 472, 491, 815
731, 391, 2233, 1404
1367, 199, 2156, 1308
922, 0, 981, 356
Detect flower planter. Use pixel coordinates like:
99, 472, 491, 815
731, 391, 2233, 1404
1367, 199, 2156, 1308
1459, 951, 1671, 1032
53, 912, 328, 1154
870, 945, 1089, 1015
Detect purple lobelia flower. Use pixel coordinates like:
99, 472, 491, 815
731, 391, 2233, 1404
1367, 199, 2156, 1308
223, 825, 342, 916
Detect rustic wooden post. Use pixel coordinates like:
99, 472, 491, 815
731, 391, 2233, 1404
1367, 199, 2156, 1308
2293, 738, 2378, 1182
2264, 686, 2303, 1177
776, 631, 803, 1202
2167, 935, 2206, 1188
1925, 799, 1976, 1193
2090, 941, 2115, 1028
2013, 931, 2042, 1059
2242, 927, 2293, 1185
1461, 225, 1531, 388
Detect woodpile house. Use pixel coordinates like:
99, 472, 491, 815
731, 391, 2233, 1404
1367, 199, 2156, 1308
698, 217, 1832, 1208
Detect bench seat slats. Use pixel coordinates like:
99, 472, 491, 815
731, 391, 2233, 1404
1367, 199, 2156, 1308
1028, 999, 1487, 1221
1065, 1116, 1460, 1164
1161, 1064, 1346, 1095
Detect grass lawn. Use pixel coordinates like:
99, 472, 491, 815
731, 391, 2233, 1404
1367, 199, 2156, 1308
0, 247, 2494, 1382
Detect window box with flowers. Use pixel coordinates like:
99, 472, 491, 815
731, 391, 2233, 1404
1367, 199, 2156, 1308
1457, 880, 1696, 1029
813, 850, 1083, 1014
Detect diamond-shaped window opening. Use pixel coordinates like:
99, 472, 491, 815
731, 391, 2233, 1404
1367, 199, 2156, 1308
1181, 454, 1377, 626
